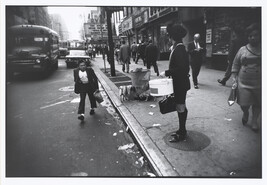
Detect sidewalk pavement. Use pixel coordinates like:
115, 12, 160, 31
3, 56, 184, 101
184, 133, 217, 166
91, 55, 261, 177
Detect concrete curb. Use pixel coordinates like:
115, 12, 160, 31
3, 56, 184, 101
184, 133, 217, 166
92, 66, 179, 176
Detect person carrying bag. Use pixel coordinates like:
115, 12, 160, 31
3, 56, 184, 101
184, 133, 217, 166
73, 60, 99, 121
159, 24, 190, 142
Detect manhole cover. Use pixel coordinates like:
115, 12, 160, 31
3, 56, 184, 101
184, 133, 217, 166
163, 130, 211, 151
59, 86, 74, 92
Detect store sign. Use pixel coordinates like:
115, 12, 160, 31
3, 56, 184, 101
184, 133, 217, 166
84, 23, 108, 39
134, 10, 149, 28
144, 11, 148, 23
121, 17, 133, 32
158, 7, 172, 17
206, 29, 212, 43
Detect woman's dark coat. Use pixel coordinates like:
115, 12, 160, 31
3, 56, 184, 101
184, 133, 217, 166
165, 44, 190, 98
73, 67, 99, 93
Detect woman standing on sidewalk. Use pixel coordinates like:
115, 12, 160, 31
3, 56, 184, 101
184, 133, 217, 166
160, 24, 190, 142
231, 23, 261, 132
74, 60, 99, 121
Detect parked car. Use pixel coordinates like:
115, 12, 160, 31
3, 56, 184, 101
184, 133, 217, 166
65, 50, 90, 68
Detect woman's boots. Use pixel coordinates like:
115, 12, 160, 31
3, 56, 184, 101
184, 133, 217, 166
169, 108, 188, 142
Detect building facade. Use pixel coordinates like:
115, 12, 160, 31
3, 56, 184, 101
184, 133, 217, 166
205, 7, 261, 70
6, 6, 51, 29
50, 14, 69, 40
84, 7, 122, 45
119, 7, 261, 68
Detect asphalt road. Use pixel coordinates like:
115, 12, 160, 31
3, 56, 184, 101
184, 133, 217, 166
6, 58, 152, 177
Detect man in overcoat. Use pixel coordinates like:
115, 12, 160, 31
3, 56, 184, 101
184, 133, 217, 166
188, 33, 204, 89
119, 40, 131, 73
145, 40, 159, 76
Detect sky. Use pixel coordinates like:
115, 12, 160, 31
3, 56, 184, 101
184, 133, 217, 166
48, 7, 97, 40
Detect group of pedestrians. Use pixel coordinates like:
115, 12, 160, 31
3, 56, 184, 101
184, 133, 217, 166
118, 34, 205, 82
118, 40, 159, 75
73, 22, 261, 142
87, 44, 110, 61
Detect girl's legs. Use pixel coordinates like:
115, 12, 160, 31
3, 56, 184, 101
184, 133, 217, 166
176, 104, 187, 134
169, 104, 188, 142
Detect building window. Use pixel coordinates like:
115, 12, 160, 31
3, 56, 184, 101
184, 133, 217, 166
127, 7, 131, 16
158, 26, 171, 52
123, 7, 127, 17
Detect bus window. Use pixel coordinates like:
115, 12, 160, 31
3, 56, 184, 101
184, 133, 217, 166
11, 36, 47, 47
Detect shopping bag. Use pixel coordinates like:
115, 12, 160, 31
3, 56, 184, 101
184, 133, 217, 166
158, 94, 176, 114
94, 90, 104, 103
228, 83, 237, 106
74, 83, 79, 94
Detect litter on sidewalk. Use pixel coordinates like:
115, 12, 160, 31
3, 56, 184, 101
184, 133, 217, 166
138, 156, 144, 167
148, 112, 154, 115
118, 143, 135, 150
230, 171, 236, 176
150, 104, 156, 108
146, 172, 156, 177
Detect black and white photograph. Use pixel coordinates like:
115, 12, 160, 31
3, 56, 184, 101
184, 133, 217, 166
1, 0, 266, 185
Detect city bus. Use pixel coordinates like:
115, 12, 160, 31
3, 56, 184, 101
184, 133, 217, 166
6, 24, 59, 77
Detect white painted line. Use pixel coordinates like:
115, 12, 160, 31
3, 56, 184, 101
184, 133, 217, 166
40, 100, 70, 109
71, 97, 80, 103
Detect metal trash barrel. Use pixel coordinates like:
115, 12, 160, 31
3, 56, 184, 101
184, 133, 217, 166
130, 69, 150, 87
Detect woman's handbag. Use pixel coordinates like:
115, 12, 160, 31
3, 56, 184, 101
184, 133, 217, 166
94, 89, 104, 103
158, 94, 177, 114
228, 82, 237, 106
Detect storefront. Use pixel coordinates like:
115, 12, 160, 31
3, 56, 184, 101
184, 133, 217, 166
147, 7, 179, 60
178, 8, 206, 49
121, 16, 134, 46
133, 9, 149, 44
206, 7, 261, 70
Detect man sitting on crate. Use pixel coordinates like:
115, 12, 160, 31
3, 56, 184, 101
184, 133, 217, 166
119, 40, 131, 73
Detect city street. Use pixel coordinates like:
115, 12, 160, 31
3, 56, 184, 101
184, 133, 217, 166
6, 58, 152, 177
3, 5, 263, 182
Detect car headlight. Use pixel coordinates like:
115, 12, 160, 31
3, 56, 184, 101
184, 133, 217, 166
35, 59, 41, 64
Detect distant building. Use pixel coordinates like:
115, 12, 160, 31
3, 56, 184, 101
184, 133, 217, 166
50, 14, 69, 40
6, 6, 51, 28
84, 7, 122, 44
